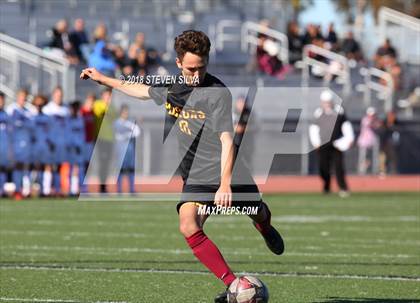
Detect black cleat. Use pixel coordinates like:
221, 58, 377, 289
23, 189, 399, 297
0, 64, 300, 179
214, 288, 228, 303
254, 222, 285, 255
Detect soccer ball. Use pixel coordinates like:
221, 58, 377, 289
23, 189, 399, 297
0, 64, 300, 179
227, 275, 269, 303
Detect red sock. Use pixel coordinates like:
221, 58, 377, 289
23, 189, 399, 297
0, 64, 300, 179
254, 203, 272, 235
186, 230, 236, 286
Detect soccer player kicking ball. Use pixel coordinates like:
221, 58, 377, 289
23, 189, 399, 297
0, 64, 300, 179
80, 30, 284, 302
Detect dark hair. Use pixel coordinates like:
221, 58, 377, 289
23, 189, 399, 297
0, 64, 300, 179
102, 87, 112, 95
120, 103, 129, 113
53, 86, 62, 92
174, 30, 211, 60
0, 91, 5, 98
17, 88, 29, 95
70, 100, 81, 112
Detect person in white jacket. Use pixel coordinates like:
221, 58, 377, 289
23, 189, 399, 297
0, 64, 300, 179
309, 90, 354, 197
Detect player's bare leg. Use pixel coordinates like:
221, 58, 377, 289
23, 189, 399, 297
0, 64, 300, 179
249, 202, 284, 255
179, 202, 236, 303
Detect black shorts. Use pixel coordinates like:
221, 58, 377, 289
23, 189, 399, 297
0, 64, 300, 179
177, 183, 263, 213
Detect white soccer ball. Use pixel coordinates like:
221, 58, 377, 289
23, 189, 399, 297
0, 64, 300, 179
227, 275, 269, 303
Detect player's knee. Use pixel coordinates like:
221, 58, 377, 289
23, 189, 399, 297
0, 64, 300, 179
179, 221, 200, 237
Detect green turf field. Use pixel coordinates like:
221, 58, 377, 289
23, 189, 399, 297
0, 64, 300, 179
0, 193, 419, 303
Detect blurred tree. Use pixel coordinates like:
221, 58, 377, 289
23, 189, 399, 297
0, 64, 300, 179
290, 0, 314, 20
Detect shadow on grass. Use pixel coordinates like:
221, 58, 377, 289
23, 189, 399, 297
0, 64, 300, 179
314, 298, 420, 303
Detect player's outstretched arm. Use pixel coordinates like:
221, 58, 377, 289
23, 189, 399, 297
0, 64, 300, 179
80, 67, 151, 100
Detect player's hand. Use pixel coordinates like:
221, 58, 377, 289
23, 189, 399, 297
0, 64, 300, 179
80, 67, 104, 83
214, 184, 232, 208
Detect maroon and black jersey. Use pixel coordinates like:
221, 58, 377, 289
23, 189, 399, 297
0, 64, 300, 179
148, 73, 233, 185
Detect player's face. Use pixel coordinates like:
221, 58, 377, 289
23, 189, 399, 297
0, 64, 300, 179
0, 96, 4, 110
321, 100, 333, 112
16, 91, 27, 107
176, 52, 207, 86
53, 89, 63, 105
121, 109, 129, 120
102, 91, 112, 104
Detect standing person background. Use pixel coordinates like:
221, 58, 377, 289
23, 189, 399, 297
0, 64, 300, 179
43, 86, 69, 197
0, 92, 12, 198
357, 107, 381, 175
67, 101, 86, 196
31, 95, 54, 196
378, 111, 399, 176
309, 90, 354, 197
80, 93, 96, 193
93, 88, 117, 193
6, 89, 34, 200
113, 104, 140, 194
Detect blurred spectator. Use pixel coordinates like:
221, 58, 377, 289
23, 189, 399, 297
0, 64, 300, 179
233, 95, 257, 172
375, 38, 398, 71
48, 19, 79, 65
255, 20, 291, 79
357, 107, 381, 175
68, 101, 85, 196
113, 45, 132, 75
43, 86, 70, 196
287, 21, 304, 64
113, 104, 140, 194
6, 89, 33, 200
0, 91, 12, 197
80, 93, 96, 192
309, 90, 354, 197
378, 111, 399, 175
69, 18, 89, 63
379, 55, 402, 90
341, 31, 363, 61
133, 48, 149, 75
93, 88, 118, 193
326, 23, 338, 45
398, 87, 420, 110
128, 32, 146, 60
89, 24, 116, 76
147, 48, 169, 76
31, 94, 54, 196
375, 39, 397, 61
303, 23, 323, 45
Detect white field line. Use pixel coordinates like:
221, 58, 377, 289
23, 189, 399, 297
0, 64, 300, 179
1, 265, 419, 282
270, 215, 419, 223
1, 244, 418, 259
1, 215, 418, 226
0, 297, 128, 303
1, 230, 419, 247
0, 229, 420, 246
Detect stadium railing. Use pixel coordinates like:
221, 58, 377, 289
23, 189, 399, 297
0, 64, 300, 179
0, 33, 75, 101
300, 44, 352, 96
241, 21, 289, 64
379, 7, 420, 65
357, 67, 394, 113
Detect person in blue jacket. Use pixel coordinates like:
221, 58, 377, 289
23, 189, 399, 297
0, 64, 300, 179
88, 40, 116, 76
113, 104, 140, 194
6, 89, 34, 200
67, 101, 86, 196
0, 92, 12, 197
31, 95, 55, 196
43, 86, 70, 196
